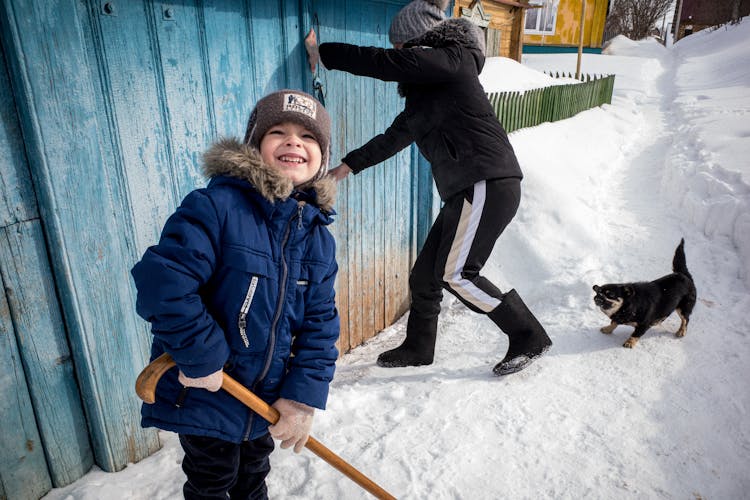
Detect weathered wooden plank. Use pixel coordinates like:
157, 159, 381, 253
93, 0, 179, 251
318, 0, 352, 352
0, 221, 94, 486
371, 1, 388, 333
342, 1, 364, 350
2, 0, 161, 471
1, 6, 95, 488
248, 1, 288, 94
0, 278, 52, 500
202, 0, 259, 138
149, 0, 214, 200
282, 0, 306, 89
383, 0, 411, 328
0, 43, 37, 227
359, 1, 377, 341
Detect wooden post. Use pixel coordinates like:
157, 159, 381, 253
576, 0, 586, 80
674, 0, 684, 42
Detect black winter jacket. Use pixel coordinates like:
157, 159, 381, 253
319, 17, 522, 200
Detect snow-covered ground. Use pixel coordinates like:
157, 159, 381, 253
45, 20, 750, 500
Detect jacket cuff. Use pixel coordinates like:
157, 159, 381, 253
341, 151, 369, 174
278, 372, 330, 410
173, 338, 231, 378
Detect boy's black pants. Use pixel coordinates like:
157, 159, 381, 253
179, 433, 274, 500
410, 177, 521, 323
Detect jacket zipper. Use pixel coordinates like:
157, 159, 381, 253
238, 276, 259, 348
244, 202, 303, 440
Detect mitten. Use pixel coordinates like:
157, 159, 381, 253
178, 369, 223, 392
269, 398, 315, 453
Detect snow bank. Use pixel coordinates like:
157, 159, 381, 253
661, 19, 750, 286
574, 21, 750, 288
479, 56, 578, 93
602, 35, 668, 59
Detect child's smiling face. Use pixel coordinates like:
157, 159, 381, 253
260, 122, 322, 187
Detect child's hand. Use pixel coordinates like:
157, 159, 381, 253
269, 398, 315, 453
305, 28, 320, 73
328, 162, 352, 182
178, 369, 223, 392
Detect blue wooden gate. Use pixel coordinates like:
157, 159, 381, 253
0, 0, 433, 497
309, 0, 436, 351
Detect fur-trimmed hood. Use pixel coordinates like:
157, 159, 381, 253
405, 17, 486, 56
202, 138, 336, 213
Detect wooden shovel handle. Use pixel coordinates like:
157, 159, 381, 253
135, 352, 396, 500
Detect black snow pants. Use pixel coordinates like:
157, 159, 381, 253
179, 433, 274, 500
409, 177, 521, 328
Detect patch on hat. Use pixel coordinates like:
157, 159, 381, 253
283, 93, 317, 119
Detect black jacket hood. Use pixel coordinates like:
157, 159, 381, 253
405, 17, 486, 60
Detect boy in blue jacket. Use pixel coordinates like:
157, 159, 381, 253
131, 90, 339, 499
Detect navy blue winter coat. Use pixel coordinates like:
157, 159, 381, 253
131, 138, 339, 443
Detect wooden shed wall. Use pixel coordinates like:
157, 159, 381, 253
454, 0, 526, 60
0, 0, 425, 495
310, 0, 424, 352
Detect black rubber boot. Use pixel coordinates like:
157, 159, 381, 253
489, 289, 551, 375
376, 313, 438, 367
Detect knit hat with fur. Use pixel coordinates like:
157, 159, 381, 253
243, 89, 331, 181
388, 0, 449, 45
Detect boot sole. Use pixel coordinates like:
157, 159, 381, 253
376, 358, 434, 368
493, 345, 550, 376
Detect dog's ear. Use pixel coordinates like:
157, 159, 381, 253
593, 285, 601, 292
623, 285, 634, 297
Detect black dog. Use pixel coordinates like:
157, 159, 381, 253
593, 239, 697, 348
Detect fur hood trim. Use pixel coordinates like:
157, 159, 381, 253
405, 17, 486, 55
202, 138, 336, 213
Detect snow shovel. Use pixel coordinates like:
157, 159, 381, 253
136, 352, 395, 500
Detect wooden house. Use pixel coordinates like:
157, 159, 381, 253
0, 1, 436, 497
452, 0, 533, 61
522, 0, 610, 53
673, 0, 750, 40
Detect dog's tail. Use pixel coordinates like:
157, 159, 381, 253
673, 238, 692, 279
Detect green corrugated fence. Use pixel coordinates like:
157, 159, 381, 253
487, 73, 615, 133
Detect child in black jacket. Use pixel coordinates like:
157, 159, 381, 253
306, 0, 550, 375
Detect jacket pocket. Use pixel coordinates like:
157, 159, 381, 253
298, 260, 329, 285
222, 245, 275, 351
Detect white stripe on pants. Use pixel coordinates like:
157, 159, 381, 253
442, 180, 502, 313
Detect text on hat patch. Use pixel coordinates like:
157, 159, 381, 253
283, 93, 317, 119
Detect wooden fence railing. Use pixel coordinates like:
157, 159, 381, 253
487, 74, 615, 133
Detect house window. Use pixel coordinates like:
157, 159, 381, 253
524, 0, 559, 35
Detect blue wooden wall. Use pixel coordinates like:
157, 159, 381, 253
0, 36, 94, 498
0, 0, 433, 496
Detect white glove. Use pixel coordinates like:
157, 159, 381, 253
269, 398, 315, 453
178, 369, 223, 392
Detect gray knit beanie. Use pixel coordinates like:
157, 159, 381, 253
388, 0, 449, 45
244, 89, 331, 181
